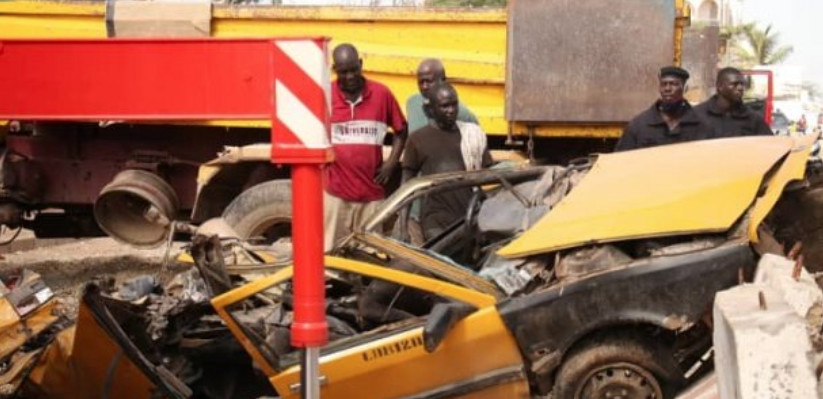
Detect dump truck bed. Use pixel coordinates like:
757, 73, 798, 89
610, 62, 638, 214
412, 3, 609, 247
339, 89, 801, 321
0, 0, 688, 139
1, 2, 510, 131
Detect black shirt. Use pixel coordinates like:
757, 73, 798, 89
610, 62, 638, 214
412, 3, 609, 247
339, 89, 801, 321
403, 124, 492, 238
693, 95, 773, 138
615, 101, 712, 151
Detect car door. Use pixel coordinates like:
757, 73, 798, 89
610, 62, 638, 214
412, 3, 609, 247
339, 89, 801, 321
212, 256, 529, 399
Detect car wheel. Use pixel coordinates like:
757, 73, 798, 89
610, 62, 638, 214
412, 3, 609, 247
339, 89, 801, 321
553, 333, 682, 399
222, 179, 292, 243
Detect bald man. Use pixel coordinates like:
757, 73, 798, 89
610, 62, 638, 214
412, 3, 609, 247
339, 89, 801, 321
403, 82, 491, 240
406, 59, 478, 134
324, 43, 408, 250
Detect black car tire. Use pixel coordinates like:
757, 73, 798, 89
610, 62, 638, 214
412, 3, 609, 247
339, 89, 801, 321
553, 332, 682, 399
222, 179, 292, 242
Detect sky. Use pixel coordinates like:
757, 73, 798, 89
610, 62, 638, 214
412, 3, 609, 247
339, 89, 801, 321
741, 0, 823, 90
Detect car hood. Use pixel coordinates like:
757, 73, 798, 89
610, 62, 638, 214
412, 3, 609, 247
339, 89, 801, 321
498, 136, 814, 258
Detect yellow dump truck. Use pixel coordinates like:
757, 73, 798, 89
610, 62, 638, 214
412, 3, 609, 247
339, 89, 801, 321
0, 0, 690, 245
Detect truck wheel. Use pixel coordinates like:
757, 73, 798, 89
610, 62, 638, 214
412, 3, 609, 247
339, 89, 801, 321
553, 333, 682, 399
222, 180, 292, 243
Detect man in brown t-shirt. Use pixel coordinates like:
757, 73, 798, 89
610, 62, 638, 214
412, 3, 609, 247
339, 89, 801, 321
402, 82, 492, 240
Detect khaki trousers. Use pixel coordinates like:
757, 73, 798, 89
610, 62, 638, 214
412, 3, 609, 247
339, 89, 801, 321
324, 191, 381, 251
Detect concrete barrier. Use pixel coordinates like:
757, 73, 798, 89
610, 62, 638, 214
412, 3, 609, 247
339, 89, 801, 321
713, 254, 821, 398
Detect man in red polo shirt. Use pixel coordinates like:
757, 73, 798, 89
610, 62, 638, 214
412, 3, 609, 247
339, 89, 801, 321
324, 43, 408, 250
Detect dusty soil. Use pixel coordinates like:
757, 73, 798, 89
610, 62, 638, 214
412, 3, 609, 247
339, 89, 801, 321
0, 232, 188, 300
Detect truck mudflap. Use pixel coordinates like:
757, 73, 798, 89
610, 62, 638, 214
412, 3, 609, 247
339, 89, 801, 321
496, 242, 756, 380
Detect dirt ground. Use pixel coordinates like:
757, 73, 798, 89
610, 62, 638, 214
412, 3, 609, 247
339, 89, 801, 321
0, 230, 187, 301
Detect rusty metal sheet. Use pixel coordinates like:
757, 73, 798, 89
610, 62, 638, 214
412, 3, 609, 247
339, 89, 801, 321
108, 0, 212, 38
682, 25, 719, 103
505, 0, 675, 123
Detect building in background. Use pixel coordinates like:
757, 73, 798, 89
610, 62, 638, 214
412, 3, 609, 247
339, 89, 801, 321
687, 0, 742, 26
681, 0, 742, 102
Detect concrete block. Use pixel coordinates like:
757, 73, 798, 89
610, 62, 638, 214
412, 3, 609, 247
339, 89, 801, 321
714, 284, 818, 398
755, 253, 823, 350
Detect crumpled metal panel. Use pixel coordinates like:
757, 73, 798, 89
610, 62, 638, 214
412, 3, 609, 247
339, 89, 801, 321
499, 136, 796, 258
505, 0, 675, 123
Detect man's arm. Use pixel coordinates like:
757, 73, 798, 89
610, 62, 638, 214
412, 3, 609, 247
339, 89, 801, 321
401, 136, 421, 183
376, 127, 407, 184
375, 91, 409, 185
481, 147, 493, 168
398, 142, 421, 242
402, 166, 418, 183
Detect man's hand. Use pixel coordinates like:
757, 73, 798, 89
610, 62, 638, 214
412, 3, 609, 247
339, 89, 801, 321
375, 159, 399, 185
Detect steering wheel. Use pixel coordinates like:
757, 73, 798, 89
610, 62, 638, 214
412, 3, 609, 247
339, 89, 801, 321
461, 189, 485, 267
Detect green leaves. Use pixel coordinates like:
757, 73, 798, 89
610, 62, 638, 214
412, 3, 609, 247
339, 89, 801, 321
726, 22, 794, 67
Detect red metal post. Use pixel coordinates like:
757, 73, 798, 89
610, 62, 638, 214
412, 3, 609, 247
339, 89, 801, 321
268, 39, 331, 350
765, 70, 774, 126
741, 69, 774, 126
290, 164, 328, 347
269, 38, 332, 398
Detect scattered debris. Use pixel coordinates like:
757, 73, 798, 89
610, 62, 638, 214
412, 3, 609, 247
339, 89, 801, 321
0, 270, 71, 398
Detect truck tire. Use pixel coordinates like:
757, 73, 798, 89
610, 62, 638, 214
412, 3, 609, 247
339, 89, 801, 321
553, 332, 682, 399
221, 180, 292, 242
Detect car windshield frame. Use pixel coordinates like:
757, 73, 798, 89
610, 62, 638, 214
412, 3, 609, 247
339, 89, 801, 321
337, 165, 554, 298
361, 165, 551, 235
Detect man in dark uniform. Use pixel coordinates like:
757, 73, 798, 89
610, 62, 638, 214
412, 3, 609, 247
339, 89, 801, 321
615, 66, 711, 151
694, 67, 773, 138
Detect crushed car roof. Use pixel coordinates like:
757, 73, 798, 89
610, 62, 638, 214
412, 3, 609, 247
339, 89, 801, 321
499, 136, 798, 258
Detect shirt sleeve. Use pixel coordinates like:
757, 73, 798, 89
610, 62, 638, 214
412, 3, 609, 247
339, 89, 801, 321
386, 91, 408, 134
402, 135, 422, 172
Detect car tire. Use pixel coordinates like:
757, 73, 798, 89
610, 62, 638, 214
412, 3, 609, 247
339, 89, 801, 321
222, 179, 293, 242
553, 332, 683, 399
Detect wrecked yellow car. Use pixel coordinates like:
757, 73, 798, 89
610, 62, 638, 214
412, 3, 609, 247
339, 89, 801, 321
0, 270, 68, 397
8, 135, 823, 399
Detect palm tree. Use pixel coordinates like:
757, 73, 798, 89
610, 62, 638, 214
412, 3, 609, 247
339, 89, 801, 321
727, 23, 794, 67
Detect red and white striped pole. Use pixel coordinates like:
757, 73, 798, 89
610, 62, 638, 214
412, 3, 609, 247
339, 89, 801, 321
271, 38, 333, 399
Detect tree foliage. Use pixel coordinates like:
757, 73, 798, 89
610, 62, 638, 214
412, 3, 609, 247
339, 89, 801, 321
724, 22, 794, 67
